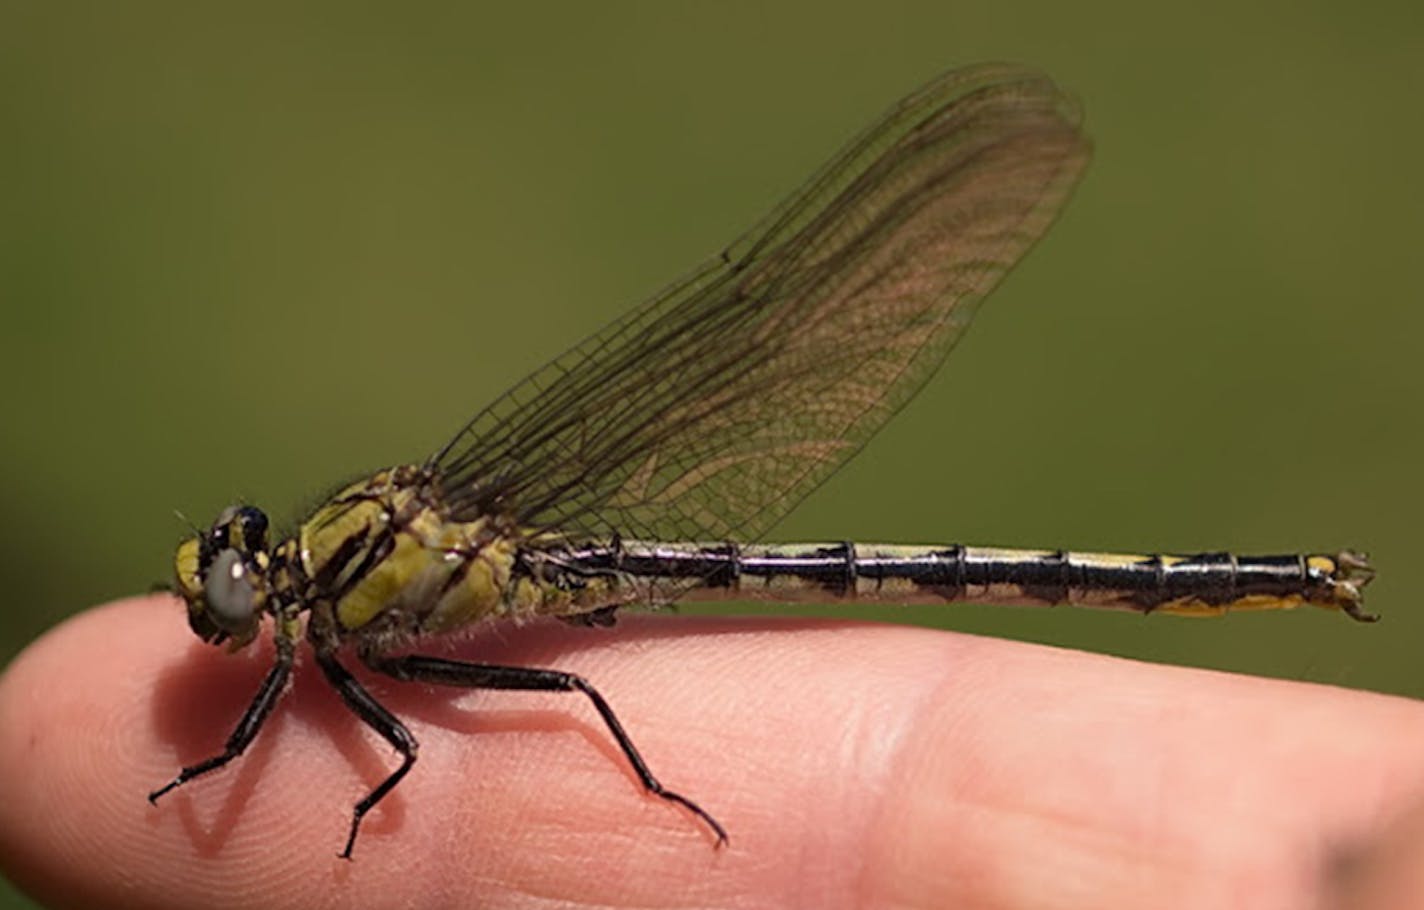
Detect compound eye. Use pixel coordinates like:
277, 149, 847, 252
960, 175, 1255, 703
204, 548, 257, 629
235, 506, 268, 547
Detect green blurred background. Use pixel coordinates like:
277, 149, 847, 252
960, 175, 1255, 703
2, 2, 1421, 904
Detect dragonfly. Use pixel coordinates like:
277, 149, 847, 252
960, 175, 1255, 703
149, 63, 1376, 859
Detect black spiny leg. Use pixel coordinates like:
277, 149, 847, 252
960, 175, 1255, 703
315, 650, 419, 860
364, 653, 728, 846
148, 637, 295, 804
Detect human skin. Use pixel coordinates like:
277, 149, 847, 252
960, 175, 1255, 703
0, 596, 1422, 910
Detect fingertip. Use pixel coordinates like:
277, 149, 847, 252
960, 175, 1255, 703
0, 596, 187, 906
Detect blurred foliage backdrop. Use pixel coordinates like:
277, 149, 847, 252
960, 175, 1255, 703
2, 2, 1421, 904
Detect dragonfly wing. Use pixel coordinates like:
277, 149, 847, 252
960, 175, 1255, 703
434, 63, 1091, 543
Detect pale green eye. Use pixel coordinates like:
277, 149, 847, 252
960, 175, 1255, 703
204, 548, 256, 630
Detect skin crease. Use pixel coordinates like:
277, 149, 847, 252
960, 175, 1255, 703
0, 597, 1422, 910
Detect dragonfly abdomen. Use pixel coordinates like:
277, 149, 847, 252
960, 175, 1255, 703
584, 542, 1375, 620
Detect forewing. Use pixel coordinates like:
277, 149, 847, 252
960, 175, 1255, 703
435, 64, 1091, 543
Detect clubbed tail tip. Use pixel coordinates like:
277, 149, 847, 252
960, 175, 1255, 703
1334, 550, 1378, 622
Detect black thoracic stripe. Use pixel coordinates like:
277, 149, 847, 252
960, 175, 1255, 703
311, 526, 372, 592
436, 552, 474, 599
332, 530, 397, 602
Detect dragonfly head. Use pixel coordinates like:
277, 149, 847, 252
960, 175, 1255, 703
173, 505, 272, 650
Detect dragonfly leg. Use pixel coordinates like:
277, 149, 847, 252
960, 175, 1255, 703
364, 652, 728, 847
148, 639, 294, 803
315, 650, 418, 860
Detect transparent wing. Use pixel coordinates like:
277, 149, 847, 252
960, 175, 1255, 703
434, 63, 1091, 543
